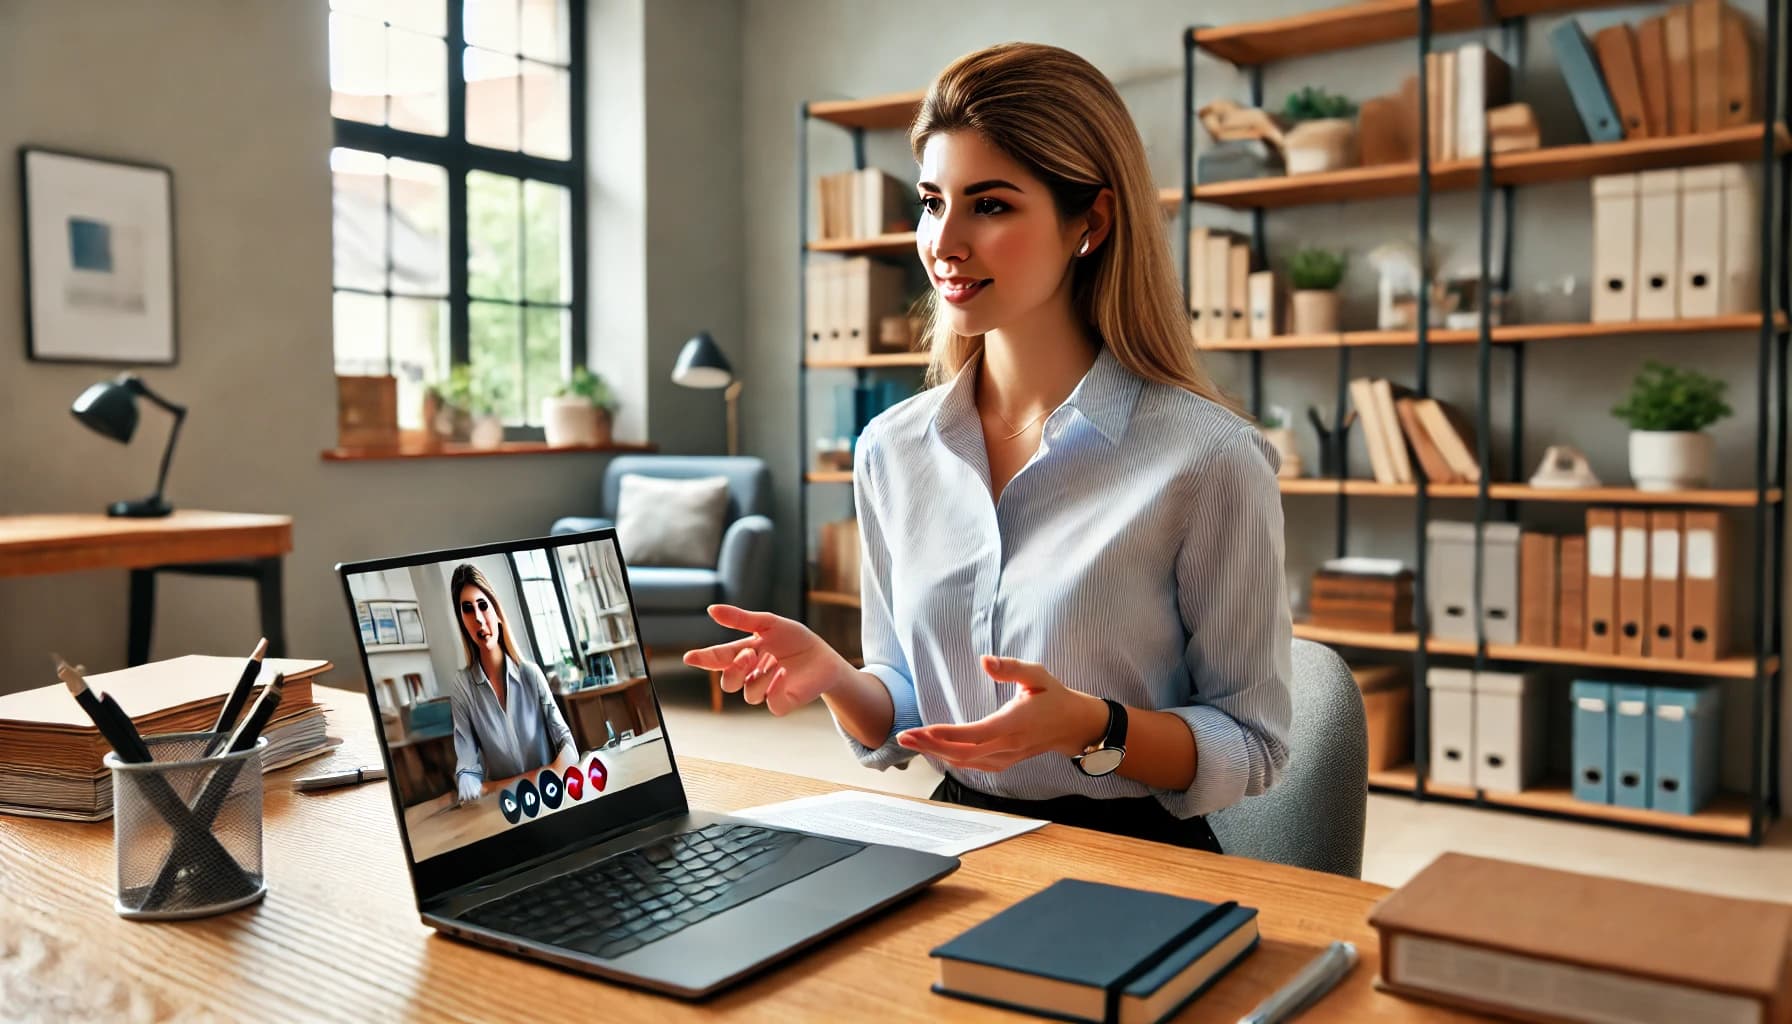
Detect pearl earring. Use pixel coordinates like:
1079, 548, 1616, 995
1077, 233, 1091, 257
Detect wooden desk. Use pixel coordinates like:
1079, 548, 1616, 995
0, 690, 1484, 1021
0, 511, 292, 664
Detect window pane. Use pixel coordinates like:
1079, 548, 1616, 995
331, 148, 387, 291
389, 158, 448, 295
387, 0, 446, 35
521, 61, 569, 160
330, 0, 385, 16
468, 170, 521, 299
330, 12, 386, 125
390, 297, 448, 428
464, 0, 518, 52
334, 291, 388, 375
523, 179, 568, 302
388, 28, 447, 136
520, 0, 568, 64
470, 301, 524, 422
464, 47, 520, 150
523, 305, 567, 425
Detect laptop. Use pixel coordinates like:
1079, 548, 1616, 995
336, 528, 957, 997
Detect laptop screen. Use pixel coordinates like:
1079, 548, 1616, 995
339, 530, 685, 901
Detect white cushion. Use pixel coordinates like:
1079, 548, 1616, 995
614, 474, 731, 569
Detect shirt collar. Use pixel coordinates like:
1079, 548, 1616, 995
933, 344, 1141, 448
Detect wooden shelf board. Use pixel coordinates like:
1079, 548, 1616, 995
323, 437, 656, 461
807, 232, 917, 256
1279, 479, 1419, 497
1191, 125, 1788, 209
1425, 637, 1777, 679
1159, 186, 1182, 209
1191, 0, 1630, 65
1292, 622, 1419, 651
808, 90, 925, 130
806, 471, 854, 484
1281, 479, 1781, 506
1367, 765, 1421, 792
807, 590, 861, 609
1366, 765, 1750, 836
806, 351, 931, 369
1198, 314, 1785, 351
1197, 332, 1345, 351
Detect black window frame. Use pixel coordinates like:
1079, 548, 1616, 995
330, 0, 588, 429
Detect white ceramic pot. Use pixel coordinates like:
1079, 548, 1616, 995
470, 413, 505, 449
542, 397, 601, 446
1628, 430, 1713, 491
1291, 290, 1340, 335
1283, 118, 1356, 175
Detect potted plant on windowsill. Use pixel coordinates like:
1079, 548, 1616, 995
1281, 86, 1358, 175
1611, 361, 1733, 491
543, 366, 618, 447
468, 371, 508, 450
1288, 247, 1347, 335
425, 365, 475, 444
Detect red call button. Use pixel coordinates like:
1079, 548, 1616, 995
563, 766, 585, 800
587, 756, 608, 792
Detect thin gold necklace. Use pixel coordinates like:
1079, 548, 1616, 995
987, 405, 1047, 441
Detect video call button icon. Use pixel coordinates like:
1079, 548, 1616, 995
587, 756, 608, 792
499, 788, 523, 825
563, 766, 584, 800
516, 778, 541, 818
539, 769, 564, 810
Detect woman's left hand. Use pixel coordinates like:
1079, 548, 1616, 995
896, 655, 1108, 772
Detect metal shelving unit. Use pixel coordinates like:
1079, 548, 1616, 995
1184, 0, 1788, 843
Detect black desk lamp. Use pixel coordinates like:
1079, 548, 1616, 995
672, 332, 742, 455
71, 374, 187, 517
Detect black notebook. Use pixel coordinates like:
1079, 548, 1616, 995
930, 878, 1259, 1024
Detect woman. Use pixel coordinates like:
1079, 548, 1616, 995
685, 43, 1292, 852
448, 563, 577, 807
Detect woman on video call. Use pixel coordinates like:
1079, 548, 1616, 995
448, 563, 577, 806
685, 43, 1292, 853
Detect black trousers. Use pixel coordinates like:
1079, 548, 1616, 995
930, 775, 1223, 854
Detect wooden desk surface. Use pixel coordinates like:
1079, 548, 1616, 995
0, 690, 1483, 1022
0, 511, 293, 577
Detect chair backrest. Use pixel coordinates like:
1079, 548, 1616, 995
601, 455, 772, 524
1207, 639, 1367, 878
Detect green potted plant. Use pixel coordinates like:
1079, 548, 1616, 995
1611, 361, 1733, 491
1281, 86, 1358, 175
1288, 247, 1348, 335
468, 369, 508, 450
425, 365, 476, 443
543, 366, 618, 447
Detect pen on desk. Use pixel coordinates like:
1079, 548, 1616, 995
1237, 940, 1357, 1024
206, 636, 269, 755
293, 766, 387, 792
54, 655, 152, 763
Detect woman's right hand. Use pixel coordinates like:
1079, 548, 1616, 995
683, 604, 854, 716
456, 773, 483, 807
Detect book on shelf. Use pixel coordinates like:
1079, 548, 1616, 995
1564, 0, 1757, 143
814, 168, 913, 241
1347, 379, 1478, 486
0, 656, 335, 821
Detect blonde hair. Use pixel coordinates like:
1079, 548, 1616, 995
909, 42, 1238, 413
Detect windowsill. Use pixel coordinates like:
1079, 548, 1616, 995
322, 433, 657, 462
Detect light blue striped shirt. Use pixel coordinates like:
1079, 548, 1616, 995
843, 344, 1293, 819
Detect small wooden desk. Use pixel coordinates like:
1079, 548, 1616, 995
0, 511, 292, 664
0, 690, 1486, 1021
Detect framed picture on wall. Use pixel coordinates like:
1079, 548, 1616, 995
396, 602, 426, 646
19, 148, 177, 364
370, 602, 401, 646
356, 602, 376, 646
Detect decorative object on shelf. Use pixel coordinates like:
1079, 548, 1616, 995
1529, 445, 1603, 489
1280, 87, 1358, 175
1308, 405, 1357, 478
337, 374, 399, 449
1198, 98, 1287, 146
878, 314, 924, 352
1486, 102, 1541, 153
543, 366, 617, 448
1261, 405, 1302, 479
1612, 361, 1733, 491
1368, 242, 1423, 330
1197, 139, 1284, 184
673, 331, 743, 455
814, 438, 853, 472
1288, 247, 1347, 334
1433, 272, 1506, 330
20, 148, 176, 365
69, 373, 186, 517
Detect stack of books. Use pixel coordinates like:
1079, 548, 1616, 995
1310, 557, 1414, 634
1349, 378, 1479, 486
814, 168, 914, 241
1553, 0, 1756, 145
0, 656, 335, 821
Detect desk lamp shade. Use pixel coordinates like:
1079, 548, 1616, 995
672, 332, 734, 389
71, 374, 187, 518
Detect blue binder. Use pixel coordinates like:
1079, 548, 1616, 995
1650, 685, 1723, 815
1549, 20, 1624, 144
1570, 680, 1613, 804
1611, 684, 1652, 809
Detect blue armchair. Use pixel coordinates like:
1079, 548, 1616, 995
552, 455, 773, 712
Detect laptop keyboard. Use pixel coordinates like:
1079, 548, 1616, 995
462, 823, 859, 961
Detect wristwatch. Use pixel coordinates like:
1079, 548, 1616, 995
1073, 697, 1128, 777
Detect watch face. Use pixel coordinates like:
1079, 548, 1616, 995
1078, 747, 1124, 777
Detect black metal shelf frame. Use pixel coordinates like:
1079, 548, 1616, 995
1183, 0, 1789, 843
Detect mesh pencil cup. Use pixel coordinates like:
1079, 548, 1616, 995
105, 733, 268, 920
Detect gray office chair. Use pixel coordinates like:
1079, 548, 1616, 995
1207, 639, 1367, 878
551, 455, 773, 712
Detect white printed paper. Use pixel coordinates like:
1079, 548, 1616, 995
730, 790, 1046, 857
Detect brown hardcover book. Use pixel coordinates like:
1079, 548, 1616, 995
1369, 853, 1792, 1024
1414, 399, 1480, 483
1518, 532, 1559, 647
1594, 24, 1652, 138
1637, 15, 1673, 136
1720, 6, 1757, 127
1691, 0, 1725, 132
1372, 379, 1414, 485
1558, 533, 1589, 649
1311, 571, 1415, 633
1358, 95, 1407, 165
1666, 4, 1695, 135
1395, 396, 1457, 483
1351, 377, 1395, 484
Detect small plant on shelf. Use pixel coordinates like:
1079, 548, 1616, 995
1611, 361, 1733, 491
1288, 248, 1348, 335
1281, 87, 1359, 176
1280, 86, 1358, 123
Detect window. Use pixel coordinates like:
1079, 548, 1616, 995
329, 0, 583, 430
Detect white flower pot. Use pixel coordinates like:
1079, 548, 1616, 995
470, 413, 505, 450
1291, 290, 1340, 335
542, 397, 601, 447
1628, 430, 1713, 491
1284, 118, 1356, 175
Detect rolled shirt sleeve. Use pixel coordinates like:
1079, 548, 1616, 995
1157, 425, 1294, 819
